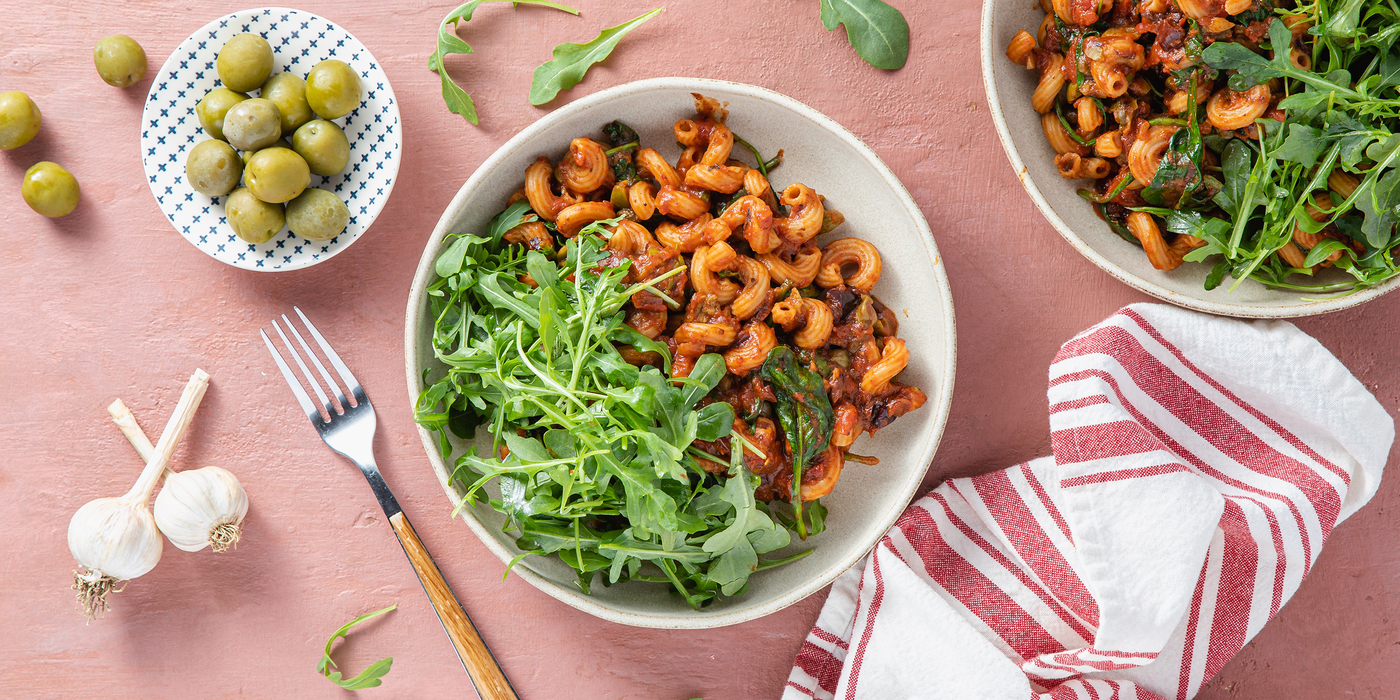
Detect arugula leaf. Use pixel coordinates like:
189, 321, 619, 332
430, 0, 580, 124
529, 8, 662, 105
317, 605, 396, 690
1276, 124, 1328, 167
1356, 168, 1400, 248
818, 0, 910, 70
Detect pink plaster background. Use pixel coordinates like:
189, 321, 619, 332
2, 1, 1397, 698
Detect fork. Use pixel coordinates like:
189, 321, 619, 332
261, 307, 518, 700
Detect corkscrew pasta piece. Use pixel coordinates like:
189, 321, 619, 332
674, 119, 705, 147
1206, 84, 1270, 131
701, 123, 734, 166
1292, 194, 1345, 265
525, 156, 576, 222
1126, 211, 1185, 271
719, 195, 778, 254
636, 148, 682, 188
625, 307, 667, 339
860, 338, 910, 394
815, 238, 882, 291
799, 446, 844, 501
1329, 171, 1359, 200
654, 186, 710, 221
1074, 97, 1103, 135
555, 201, 616, 238
655, 213, 712, 253
1042, 112, 1087, 156
1127, 125, 1175, 185
1006, 30, 1037, 69
606, 220, 658, 255
685, 162, 746, 194
504, 221, 553, 251
558, 138, 608, 194
1094, 131, 1123, 158
1083, 34, 1144, 98
628, 181, 657, 220
722, 320, 777, 376
775, 184, 825, 244
1055, 153, 1111, 180
1176, 0, 1234, 32
772, 291, 834, 350
759, 245, 823, 288
674, 322, 738, 347
690, 244, 741, 305
1031, 54, 1066, 114
742, 169, 771, 200
831, 402, 860, 448
1277, 241, 1308, 269
729, 256, 771, 321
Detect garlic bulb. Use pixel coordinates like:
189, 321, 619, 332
154, 466, 249, 552
70, 370, 209, 619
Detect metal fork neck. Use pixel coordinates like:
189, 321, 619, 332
351, 457, 402, 519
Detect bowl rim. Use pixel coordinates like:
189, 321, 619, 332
978, 0, 1399, 318
140, 6, 403, 273
402, 76, 957, 628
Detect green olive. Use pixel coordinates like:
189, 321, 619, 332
196, 88, 248, 141
261, 72, 313, 132
245, 146, 309, 203
305, 59, 361, 120
0, 91, 42, 150
225, 187, 285, 243
286, 188, 350, 241
21, 162, 80, 218
186, 140, 243, 197
93, 34, 147, 88
222, 98, 282, 151
291, 119, 350, 176
217, 34, 273, 93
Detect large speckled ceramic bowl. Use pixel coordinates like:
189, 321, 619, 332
980, 0, 1400, 317
405, 78, 956, 628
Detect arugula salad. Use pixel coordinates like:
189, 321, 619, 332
415, 99, 926, 607
1011, 0, 1400, 294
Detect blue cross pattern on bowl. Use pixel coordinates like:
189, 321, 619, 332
141, 7, 402, 272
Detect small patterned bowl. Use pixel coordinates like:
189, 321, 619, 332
141, 7, 401, 272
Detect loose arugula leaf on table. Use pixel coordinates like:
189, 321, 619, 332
317, 604, 397, 690
430, 0, 580, 124
529, 8, 662, 106
818, 0, 911, 70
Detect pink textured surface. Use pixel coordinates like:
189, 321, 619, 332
0, 1, 1394, 698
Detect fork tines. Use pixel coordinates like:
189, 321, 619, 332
260, 307, 366, 423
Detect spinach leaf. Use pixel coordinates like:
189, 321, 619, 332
317, 605, 396, 690
529, 8, 663, 106
429, 0, 580, 125
818, 0, 911, 70
759, 347, 834, 540
602, 120, 639, 148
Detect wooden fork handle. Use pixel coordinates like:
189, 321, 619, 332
389, 511, 519, 700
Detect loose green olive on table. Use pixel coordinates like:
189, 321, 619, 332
292, 120, 349, 176
216, 33, 273, 93
93, 34, 147, 88
222, 97, 283, 151
196, 88, 248, 142
22, 161, 80, 218
261, 72, 313, 132
0, 90, 42, 150
305, 60, 361, 120
245, 147, 309, 204
225, 187, 285, 244
286, 187, 349, 241
185, 140, 243, 197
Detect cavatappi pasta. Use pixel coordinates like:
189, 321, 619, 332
1004, 0, 1400, 292
504, 93, 927, 505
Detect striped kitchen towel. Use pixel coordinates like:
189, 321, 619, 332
782, 304, 1393, 700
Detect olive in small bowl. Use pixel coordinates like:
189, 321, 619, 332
305, 59, 361, 119
0, 91, 42, 150
292, 119, 350, 176
222, 98, 282, 151
262, 72, 314, 133
245, 146, 310, 203
286, 188, 350, 241
22, 162, 80, 218
217, 33, 273, 93
186, 140, 243, 197
225, 187, 284, 243
196, 88, 248, 141
93, 34, 147, 88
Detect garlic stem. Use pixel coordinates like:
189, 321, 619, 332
121, 369, 209, 505
108, 399, 173, 479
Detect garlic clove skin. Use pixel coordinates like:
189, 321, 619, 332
68, 497, 164, 581
153, 466, 249, 553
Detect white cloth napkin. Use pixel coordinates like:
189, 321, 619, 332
782, 303, 1393, 700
